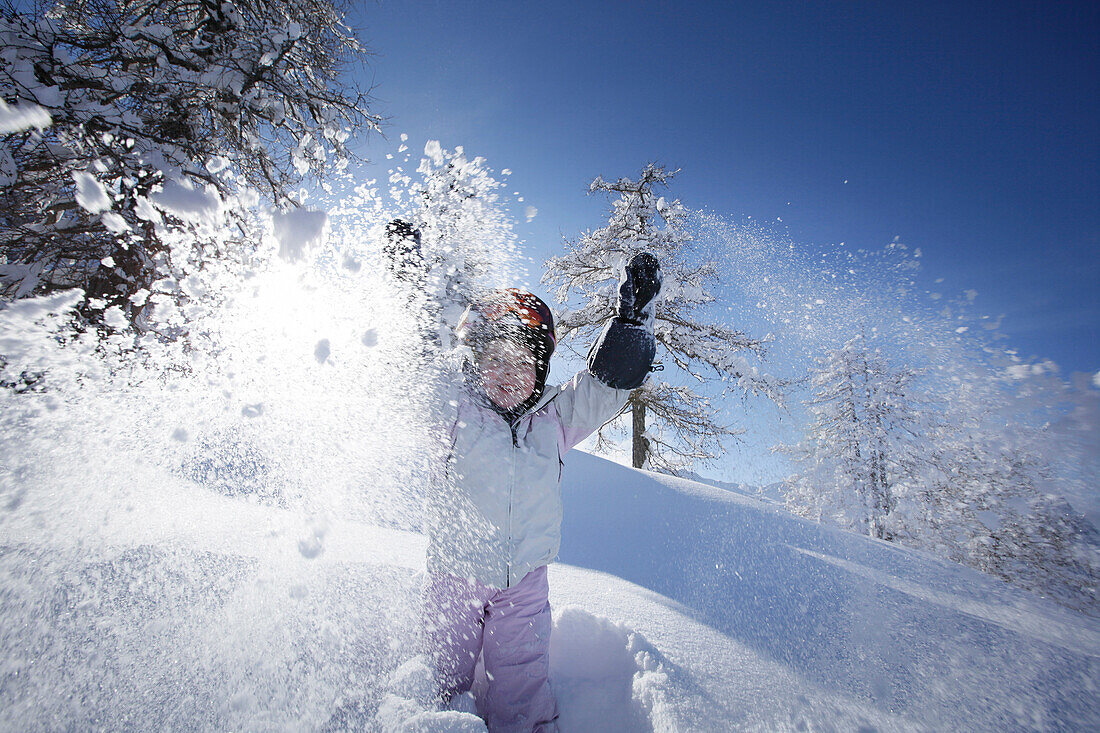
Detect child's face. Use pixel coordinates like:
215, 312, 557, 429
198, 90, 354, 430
476, 338, 538, 411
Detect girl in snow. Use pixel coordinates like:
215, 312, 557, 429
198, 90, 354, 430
425, 252, 661, 732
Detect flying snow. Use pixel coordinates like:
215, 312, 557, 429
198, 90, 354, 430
3, 138, 1094, 733
424, 139, 445, 166
73, 171, 111, 214
271, 208, 328, 262
315, 338, 331, 364
151, 178, 221, 223
101, 211, 130, 233
0, 98, 51, 133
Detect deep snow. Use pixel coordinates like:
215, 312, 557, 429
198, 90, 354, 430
558, 451, 1099, 730
1, 447, 1096, 731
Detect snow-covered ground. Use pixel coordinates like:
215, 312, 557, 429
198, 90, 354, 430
2, 447, 1096, 731
558, 452, 1099, 730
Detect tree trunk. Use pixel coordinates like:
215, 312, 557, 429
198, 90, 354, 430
631, 395, 648, 469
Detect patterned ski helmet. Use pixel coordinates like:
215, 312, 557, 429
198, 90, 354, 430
456, 289, 556, 361
457, 290, 556, 415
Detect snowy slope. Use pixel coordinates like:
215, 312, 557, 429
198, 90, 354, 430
557, 451, 1100, 730
1, 450, 1097, 731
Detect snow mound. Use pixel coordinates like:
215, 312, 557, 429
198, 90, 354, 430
557, 450, 1100, 730
392, 710, 486, 732
373, 656, 487, 732
551, 606, 669, 732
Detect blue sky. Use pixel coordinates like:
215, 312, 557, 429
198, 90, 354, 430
346, 0, 1098, 377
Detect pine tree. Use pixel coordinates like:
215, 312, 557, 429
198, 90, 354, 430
543, 164, 776, 472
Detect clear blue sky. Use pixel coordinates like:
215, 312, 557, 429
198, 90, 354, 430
347, 0, 1098, 376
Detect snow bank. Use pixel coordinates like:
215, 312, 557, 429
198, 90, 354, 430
3, 445, 1097, 730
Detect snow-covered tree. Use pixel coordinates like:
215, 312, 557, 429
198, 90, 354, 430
543, 164, 776, 472
785, 330, 1099, 613
0, 0, 378, 325
784, 332, 924, 539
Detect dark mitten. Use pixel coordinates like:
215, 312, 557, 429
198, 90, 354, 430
383, 219, 424, 281
587, 252, 662, 390
617, 252, 662, 325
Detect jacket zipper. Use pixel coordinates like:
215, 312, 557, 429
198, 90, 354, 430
506, 420, 518, 587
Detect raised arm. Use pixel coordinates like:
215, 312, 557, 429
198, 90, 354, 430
555, 252, 662, 450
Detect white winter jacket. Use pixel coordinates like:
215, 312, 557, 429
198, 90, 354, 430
427, 369, 629, 589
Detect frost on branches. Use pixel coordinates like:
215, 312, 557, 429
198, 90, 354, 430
543, 164, 778, 472
0, 0, 379, 329
782, 332, 923, 540
784, 330, 1099, 615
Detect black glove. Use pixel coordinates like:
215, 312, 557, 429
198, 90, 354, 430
586, 252, 662, 390
616, 252, 662, 325
383, 219, 424, 282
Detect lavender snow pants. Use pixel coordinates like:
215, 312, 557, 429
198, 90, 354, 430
426, 566, 558, 733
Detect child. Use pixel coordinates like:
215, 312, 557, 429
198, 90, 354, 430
425, 253, 661, 732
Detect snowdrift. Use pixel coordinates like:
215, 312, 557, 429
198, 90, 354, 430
557, 451, 1100, 730
1, 450, 1097, 731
